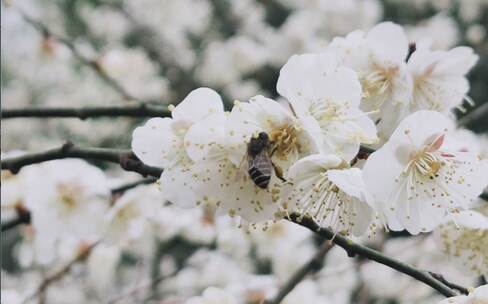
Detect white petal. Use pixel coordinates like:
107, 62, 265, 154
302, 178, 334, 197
277, 53, 362, 113
432, 47, 478, 77
387, 110, 454, 150
171, 87, 224, 123
327, 168, 372, 205
350, 198, 374, 236
362, 142, 404, 205
396, 194, 447, 234
288, 154, 342, 180
131, 117, 180, 167
367, 22, 408, 63
159, 161, 198, 208
185, 112, 227, 161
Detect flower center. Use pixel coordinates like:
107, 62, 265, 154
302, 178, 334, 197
360, 66, 398, 108
268, 124, 302, 160
361, 70, 390, 98
57, 183, 82, 211
408, 150, 444, 178
309, 101, 346, 123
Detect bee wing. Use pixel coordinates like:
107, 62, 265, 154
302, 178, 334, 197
235, 153, 250, 181
249, 149, 273, 177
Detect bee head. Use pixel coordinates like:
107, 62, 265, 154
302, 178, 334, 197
258, 132, 269, 141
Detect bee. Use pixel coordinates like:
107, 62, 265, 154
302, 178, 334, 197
245, 132, 286, 189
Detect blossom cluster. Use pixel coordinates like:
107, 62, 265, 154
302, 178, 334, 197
133, 22, 488, 239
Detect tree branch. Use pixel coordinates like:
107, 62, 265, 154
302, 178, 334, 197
1, 104, 170, 120
1, 205, 31, 232
288, 213, 460, 297
0, 141, 163, 178
268, 241, 334, 304
428, 272, 469, 295
19, 12, 144, 102
22, 241, 97, 304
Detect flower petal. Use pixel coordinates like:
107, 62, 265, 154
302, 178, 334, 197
185, 112, 227, 161
131, 117, 180, 167
171, 87, 224, 123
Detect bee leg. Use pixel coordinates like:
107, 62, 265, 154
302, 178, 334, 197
271, 162, 287, 183
269, 146, 277, 157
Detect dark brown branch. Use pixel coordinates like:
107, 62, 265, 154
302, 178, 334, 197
268, 241, 334, 304
19, 12, 143, 102
1, 104, 170, 120
1, 141, 163, 178
288, 213, 460, 298
1, 205, 31, 231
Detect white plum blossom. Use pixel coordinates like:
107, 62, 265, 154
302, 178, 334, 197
277, 53, 378, 161
434, 206, 488, 278
408, 46, 478, 113
86, 244, 120, 295
23, 159, 110, 241
104, 184, 160, 246
438, 284, 488, 304
284, 154, 375, 235
179, 207, 218, 245
181, 95, 319, 223
131, 87, 224, 207
326, 22, 413, 140
363, 111, 488, 234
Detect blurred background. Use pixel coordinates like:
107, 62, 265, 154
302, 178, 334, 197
1, 0, 487, 303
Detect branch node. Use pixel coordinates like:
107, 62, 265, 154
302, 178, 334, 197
61, 141, 74, 154
15, 204, 31, 225
119, 152, 148, 177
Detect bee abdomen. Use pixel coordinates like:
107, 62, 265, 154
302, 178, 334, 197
248, 167, 271, 189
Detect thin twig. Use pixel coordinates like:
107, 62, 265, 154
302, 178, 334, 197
23, 241, 98, 304
288, 213, 460, 297
268, 241, 334, 304
111, 177, 158, 195
1, 105, 170, 120
428, 272, 470, 295
19, 12, 142, 102
0, 141, 163, 178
